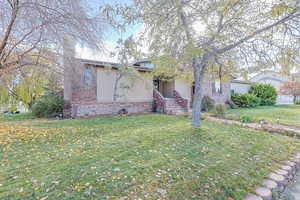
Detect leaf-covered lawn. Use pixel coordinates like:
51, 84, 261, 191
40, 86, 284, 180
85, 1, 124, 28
0, 112, 36, 122
226, 105, 300, 127
0, 115, 299, 200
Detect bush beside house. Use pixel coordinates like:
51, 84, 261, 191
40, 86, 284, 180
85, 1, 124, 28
232, 84, 277, 108
249, 84, 277, 105
32, 93, 64, 118
231, 93, 261, 108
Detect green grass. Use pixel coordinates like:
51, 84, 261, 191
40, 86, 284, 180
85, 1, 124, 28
0, 115, 299, 200
226, 105, 300, 127
0, 112, 36, 122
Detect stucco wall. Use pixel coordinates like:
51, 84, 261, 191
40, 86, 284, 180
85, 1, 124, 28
174, 80, 192, 100
97, 69, 115, 102
97, 68, 153, 102
120, 74, 153, 102
174, 78, 231, 105
67, 65, 154, 117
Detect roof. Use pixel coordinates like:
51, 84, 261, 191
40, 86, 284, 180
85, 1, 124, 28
230, 79, 254, 85
250, 71, 290, 82
80, 59, 119, 67
79, 58, 153, 72
132, 58, 151, 66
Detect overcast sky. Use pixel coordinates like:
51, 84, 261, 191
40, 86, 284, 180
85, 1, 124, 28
76, 0, 142, 62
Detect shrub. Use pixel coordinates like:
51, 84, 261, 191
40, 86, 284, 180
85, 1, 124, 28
201, 96, 215, 112
295, 100, 300, 105
240, 115, 254, 123
32, 93, 64, 118
231, 93, 261, 108
214, 104, 227, 118
250, 84, 277, 105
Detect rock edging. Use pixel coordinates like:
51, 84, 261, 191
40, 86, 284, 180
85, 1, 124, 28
204, 116, 300, 199
244, 152, 300, 200
205, 116, 300, 138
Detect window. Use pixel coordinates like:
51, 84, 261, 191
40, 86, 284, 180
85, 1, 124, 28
83, 67, 93, 88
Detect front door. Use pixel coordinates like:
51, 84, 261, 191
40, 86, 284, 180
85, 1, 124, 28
153, 80, 175, 98
153, 80, 160, 91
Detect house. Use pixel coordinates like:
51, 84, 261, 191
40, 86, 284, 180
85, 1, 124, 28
230, 71, 300, 104
230, 80, 253, 95
251, 71, 300, 104
63, 58, 232, 118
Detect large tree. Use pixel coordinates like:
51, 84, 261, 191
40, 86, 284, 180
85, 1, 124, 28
0, 0, 106, 76
109, 36, 145, 101
105, 0, 300, 127
0, 65, 59, 109
280, 81, 300, 103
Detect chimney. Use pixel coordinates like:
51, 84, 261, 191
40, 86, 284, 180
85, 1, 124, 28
63, 36, 76, 102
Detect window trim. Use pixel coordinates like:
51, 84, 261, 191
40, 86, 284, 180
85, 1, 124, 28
83, 66, 94, 88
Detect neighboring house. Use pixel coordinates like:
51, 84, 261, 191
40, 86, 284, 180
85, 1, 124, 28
230, 71, 300, 105
251, 71, 289, 89
230, 80, 253, 95
251, 71, 300, 104
64, 58, 232, 117
0, 103, 26, 113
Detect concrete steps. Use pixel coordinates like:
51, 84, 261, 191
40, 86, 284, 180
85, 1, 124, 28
164, 98, 188, 115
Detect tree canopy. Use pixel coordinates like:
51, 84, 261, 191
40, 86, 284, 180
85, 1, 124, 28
104, 0, 300, 127
0, 0, 106, 76
0, 65, 61, 110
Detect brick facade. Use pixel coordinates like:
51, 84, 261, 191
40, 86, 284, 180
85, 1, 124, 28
72, 88, 97, 103
71, 101, 153, 117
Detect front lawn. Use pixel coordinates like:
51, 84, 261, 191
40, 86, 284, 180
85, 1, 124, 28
226, 105, 300, 127
0, 112, 36, 122
0, 115, 299, 199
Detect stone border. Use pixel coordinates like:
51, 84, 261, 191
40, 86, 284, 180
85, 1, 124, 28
203, 116, 300, 200
205, 116, 300, 137
244, 152, 300, 200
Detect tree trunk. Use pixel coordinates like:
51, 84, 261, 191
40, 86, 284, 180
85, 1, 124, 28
28, 102, 33, 110
192, 57, 208, 128
113, 73, 122, 101
28, 97, 36, 110
192, 77, 203, 127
